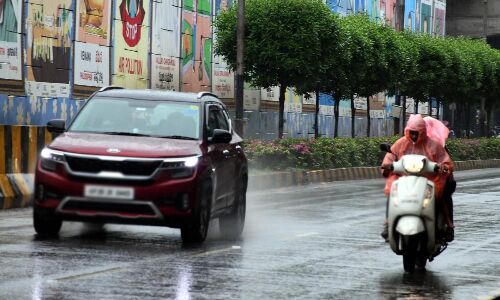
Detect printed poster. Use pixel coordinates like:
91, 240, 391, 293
74, 0, 111, 87
112, 0, 150, 89
0, 0, 22, 80
25, 0, 74, 97
151, 0, 181, 91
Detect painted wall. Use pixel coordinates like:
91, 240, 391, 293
0, 0, 445, 138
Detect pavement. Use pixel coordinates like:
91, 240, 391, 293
0, 168, 499, 299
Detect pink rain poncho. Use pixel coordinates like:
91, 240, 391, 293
423, 116, 449, 147
381, 114, 453, 197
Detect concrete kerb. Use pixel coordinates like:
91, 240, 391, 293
248, 159, 500, 191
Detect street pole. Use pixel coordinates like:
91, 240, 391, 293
235, 0, 245, 137
480, 0, 488, 136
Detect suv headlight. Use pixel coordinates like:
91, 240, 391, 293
40, 148, 65, 171
161, 156, 199, 179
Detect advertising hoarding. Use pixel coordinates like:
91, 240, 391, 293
0, 0, 22, 80
151, 0, 181, 91
112, 0, 150, 89
74, 0, 111, 87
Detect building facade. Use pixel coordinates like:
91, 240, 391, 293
0, 0, 445, 139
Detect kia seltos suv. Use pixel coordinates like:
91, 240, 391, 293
34, 87, 247, 243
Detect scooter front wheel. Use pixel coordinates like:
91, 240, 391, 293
402, 235, 419, 273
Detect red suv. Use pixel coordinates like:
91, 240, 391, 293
33, 87, 247, 243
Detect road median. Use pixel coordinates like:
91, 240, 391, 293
248, 159, 500, 190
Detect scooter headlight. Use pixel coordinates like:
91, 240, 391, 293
390, 182, 399, 207
422, 184, 434, 208
403, 157, 425, 173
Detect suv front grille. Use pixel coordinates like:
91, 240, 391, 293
65, 156, 162, 177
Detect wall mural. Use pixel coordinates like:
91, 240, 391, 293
181, 0, 212, 92
0, 0, 22, 80
25, 0, 74, 97
212, 0, 234, 98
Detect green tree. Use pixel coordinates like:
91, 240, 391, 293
214, 0, 334, 138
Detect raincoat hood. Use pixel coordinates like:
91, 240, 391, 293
423, 116, 449, 147
404, 114, 427, 144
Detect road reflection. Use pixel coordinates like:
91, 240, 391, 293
379, 270, 451, 299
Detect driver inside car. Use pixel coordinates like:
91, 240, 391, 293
380, 114, 454, 242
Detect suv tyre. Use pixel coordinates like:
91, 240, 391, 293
181, 180, 211, 243
219, 177, 246, 240
33, 205, 62, 237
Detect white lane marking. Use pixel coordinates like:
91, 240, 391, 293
51, 266, 124, 282
281, 232, 319, 241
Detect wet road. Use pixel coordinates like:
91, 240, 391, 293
1, 169, 500, 299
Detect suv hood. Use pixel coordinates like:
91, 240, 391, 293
49, 132, 202, 158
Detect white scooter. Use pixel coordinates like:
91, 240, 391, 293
380, 144, 449, 273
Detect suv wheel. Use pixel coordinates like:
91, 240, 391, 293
181, 180, 211, 243
219, 177, 246, 240
33, 205, 62, 237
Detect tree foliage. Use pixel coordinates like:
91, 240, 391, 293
215, 0, 500, 138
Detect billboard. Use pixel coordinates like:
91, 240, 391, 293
285, 88, 302, 113
25, 0, 74, 97
112, 0, 150, 89
74, 0, 112, 87
367, 0, 380, 20
212, 0, 234, 99
151, 0, 181, 91
328, 0, 355, 16
421, 0, 432, 34
181, 0, 212, 92
404, 0, 416, 31
0, 0, 22, 80
434, 0, 446, 37
261, 86, 279, 102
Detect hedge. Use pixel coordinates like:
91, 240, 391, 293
244, 137, 500, 171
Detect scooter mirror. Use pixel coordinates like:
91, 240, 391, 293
380, 143, 392, 153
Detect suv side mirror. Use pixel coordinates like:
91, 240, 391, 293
211, 129, 232, 143
379, 143, 392, 153
47, 119, 66, 134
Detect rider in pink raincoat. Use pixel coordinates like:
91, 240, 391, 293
380, 114, 454, 241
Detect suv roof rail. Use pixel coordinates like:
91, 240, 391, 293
98, 86, 124, 92
197, 92, 219, 99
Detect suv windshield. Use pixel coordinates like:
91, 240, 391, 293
69, 97, 201, 140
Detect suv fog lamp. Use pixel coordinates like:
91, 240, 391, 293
36, 184, 45, 201
181, 193, 190, 210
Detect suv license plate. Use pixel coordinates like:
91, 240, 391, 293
84, 185, 134, 200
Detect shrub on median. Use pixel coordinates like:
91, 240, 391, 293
244, 137, 500, 171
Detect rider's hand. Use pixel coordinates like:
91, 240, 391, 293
381, 164, 392, 178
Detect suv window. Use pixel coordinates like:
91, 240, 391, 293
206, 105, 229, 137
